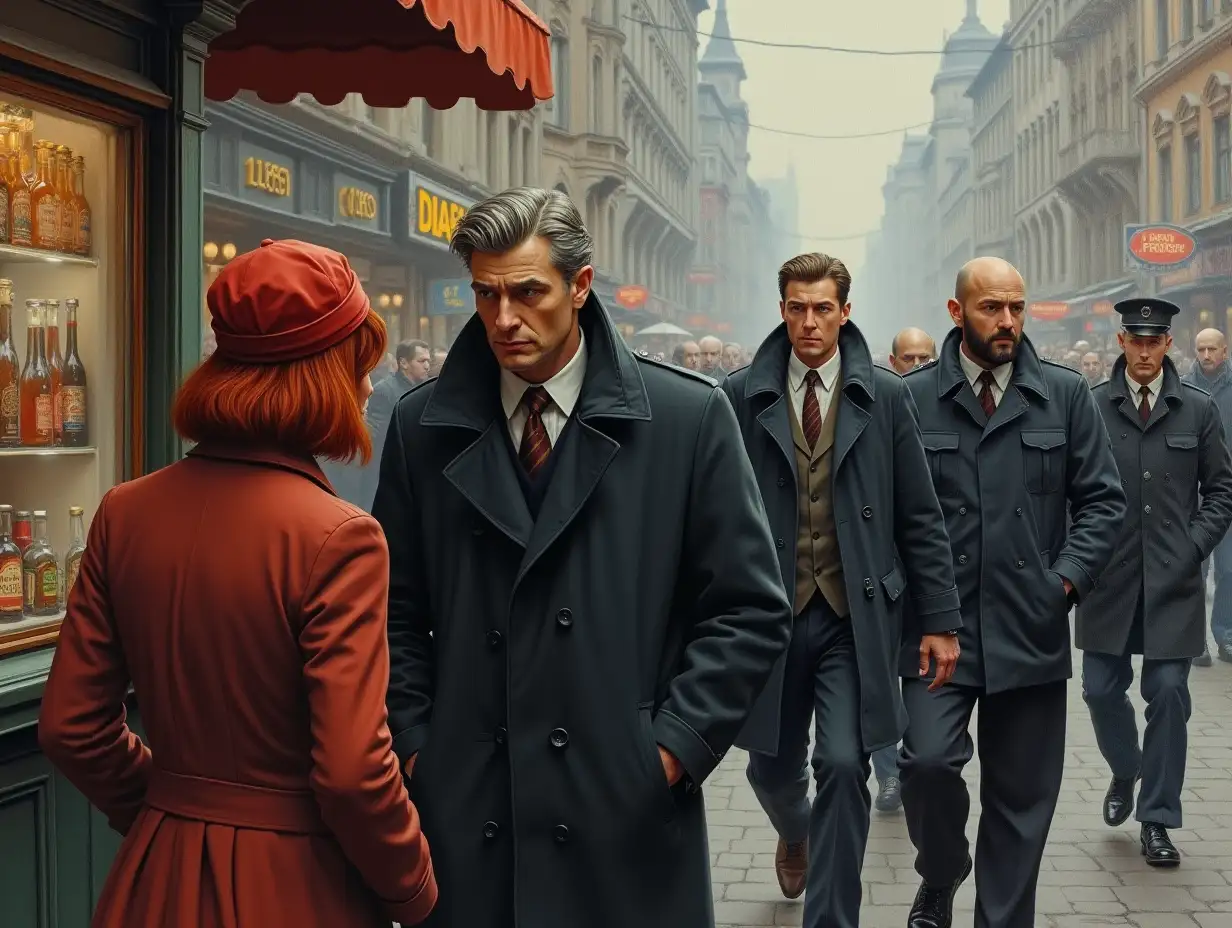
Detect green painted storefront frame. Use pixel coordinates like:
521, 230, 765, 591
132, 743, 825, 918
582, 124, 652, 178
0, 2, 249, 924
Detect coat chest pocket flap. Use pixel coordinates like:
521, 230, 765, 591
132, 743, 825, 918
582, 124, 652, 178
1022, 429, 1066, 495
921, 431, 960, 484
1165, 433, 1198, 451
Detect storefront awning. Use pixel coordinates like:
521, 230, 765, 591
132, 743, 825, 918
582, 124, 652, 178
205, 0, 554, 111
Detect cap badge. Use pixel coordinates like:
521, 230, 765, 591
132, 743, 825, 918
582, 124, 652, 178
1141, 305, 1152, 318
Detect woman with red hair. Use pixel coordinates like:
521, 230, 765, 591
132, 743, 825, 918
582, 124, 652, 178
38, 239, 437, 927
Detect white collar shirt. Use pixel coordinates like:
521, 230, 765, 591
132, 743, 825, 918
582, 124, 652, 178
500, 332, 587, 447
786, 346, 842, 428
958, 347, 1014, 409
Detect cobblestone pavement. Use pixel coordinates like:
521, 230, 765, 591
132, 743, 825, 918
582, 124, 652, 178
705, 649, 1232, 928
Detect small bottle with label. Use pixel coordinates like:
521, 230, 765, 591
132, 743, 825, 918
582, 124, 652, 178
63, 505, 85, 604
22, 509, 59, 618
0, 505, 22, 621
12, 510, 31, 553
60, 298, 87, 445
0, 279, 18, 446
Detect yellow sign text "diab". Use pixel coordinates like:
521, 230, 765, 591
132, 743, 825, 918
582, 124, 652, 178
417, 187, 467, 242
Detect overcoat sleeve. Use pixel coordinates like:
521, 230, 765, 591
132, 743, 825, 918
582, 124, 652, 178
1054, 380, 1127, 599
38, 490, 152, 835
891, 380, 962, 633
653, 388, 793, 785
371, 405, 435, 766
299, 515, 437, 926
1191, 398, 1232, 558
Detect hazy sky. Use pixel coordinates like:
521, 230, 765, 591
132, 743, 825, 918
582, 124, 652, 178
696, 0, 1012, 277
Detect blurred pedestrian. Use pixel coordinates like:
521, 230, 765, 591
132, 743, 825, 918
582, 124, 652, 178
38, 239, 437, 927
723, 341, 744, 369
698, 334, 728, 379
360, 339, 433, 509
373, 187, 791, 928
1081, 351, 1105, 387
888, 327, 937, 375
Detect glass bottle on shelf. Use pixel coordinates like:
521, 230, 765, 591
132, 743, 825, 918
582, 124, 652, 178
64, 506, 85, 603
0, 505, 21, 621
55, 147, 74, 254
30, 141, 60, 251
0, 133, 9, 246
6, 130, 31, 247
22, 510, 59, 618
0, 279, 17, 446
13, 510, 31, 553
71, 157, 91, 256
45, 299, 62, 444
60, 298, 87, 446
15, 111, 34, 188
19, 298, 52, 446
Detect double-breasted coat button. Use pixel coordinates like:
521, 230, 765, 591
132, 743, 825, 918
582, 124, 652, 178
861, 506, 873, 518
1121, 478, 1127, 487
1144, 471, 1152, 480
556, 608, 573, 628
1014, 507, 1022, 516
957, 554, 969, 564
550, 728, 569, 748
776, 538, 785, 549
1165, 520, 1172, 527
554, 824, 570, 843
1164, 559, 1171, 566
777, 477, 786, 487
863, 578, 875, 599
810, 462, 818, 473
1015, 559, 1025, 568
494, 726, 507, 745
1144, 504, 1152, 514
811, 531, 820, 540
811, 493, 819, 502
959, 506, 968, 515
483, 821, 500, 839
487, 629, 503, 649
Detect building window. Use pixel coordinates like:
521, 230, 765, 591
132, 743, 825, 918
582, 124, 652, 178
486, 111, 499, 188
547, 36, 568, 128
1182, 0, 1194, 39
1159, 145, 1174, 220
1201, 0, 1214, 24
1186, 132, 1202, 214
1156, 0, 1170, 59
423, 105, 441, 161
591, 56, 604, 134
1216, 116, 1232, 203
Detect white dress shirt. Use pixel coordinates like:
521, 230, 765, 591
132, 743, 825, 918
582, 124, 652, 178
500, 332, 587, 447
1125, 368, 1164, 413
958, 347, 1013, 409
786, 347, 841, 429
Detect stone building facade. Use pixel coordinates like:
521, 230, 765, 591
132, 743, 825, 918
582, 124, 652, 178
968, 32, 1016, 262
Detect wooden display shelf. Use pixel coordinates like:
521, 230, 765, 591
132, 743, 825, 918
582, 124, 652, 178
0, 445, 97, 458
0, 242, 97, 267
0, 610, 63, 657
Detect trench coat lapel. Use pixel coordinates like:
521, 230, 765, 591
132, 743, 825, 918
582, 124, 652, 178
1109, 355, 1178, 432
441, 421, 535, 548
746, 324, 799, 477
831, 323, 875, 475
935, 328, 1048, 440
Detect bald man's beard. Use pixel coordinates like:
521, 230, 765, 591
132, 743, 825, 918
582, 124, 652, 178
962, 313, 1020, 366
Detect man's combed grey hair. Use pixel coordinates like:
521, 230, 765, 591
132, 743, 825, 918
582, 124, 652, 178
450, 186, 594, 282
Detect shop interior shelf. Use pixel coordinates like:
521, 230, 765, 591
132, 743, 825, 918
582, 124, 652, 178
0, 445, 97, 458
0, 242, 97, 267
0, 610, 66, 640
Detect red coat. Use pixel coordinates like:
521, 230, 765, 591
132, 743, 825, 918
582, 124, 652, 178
38, 444, 437, 927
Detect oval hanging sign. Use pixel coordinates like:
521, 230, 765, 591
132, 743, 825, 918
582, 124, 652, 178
1125, 223, 1197, 269
614, 285, 649, 309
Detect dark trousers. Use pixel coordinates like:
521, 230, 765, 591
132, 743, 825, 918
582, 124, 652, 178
871, 743, 898, 782
745, 596, 868, 928
1082, 651, 1192, 828
1202, 532, 1232, 646
900, 678, 1067, 928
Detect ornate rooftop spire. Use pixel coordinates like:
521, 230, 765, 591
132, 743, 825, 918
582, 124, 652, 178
699, 0, 746, 80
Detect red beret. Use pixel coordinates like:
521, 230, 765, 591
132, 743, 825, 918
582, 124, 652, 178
207, 239, 370, 363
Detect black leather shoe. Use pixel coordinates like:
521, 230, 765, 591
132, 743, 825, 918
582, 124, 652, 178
874, 776, 902, 813
1141, 823, 1181, 867
1103, 776, 1137, 827
1193, 650, 1213, 667
907, 855, 972, 928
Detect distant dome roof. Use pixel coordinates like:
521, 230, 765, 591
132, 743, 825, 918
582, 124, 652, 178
937, 2, 997, 81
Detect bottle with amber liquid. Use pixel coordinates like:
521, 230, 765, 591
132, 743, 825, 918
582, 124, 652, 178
0, 505, 21, 621
45, 300, 63, 444
55, 147, 74, 253
30, 142, 60, 251
0, 133, 10, 246
63, 506, 85, 605
19, 299, 52, 446
6, 131, 31, 247
60, 299, 87, 446
71, 157, 91, 256
22, 510, 59, 618
0, 279, 18, 446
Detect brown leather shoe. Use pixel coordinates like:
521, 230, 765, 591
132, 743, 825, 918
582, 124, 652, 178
775, 837, 808, 899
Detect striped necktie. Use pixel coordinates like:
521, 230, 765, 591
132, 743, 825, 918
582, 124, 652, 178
518, 386, 553, 478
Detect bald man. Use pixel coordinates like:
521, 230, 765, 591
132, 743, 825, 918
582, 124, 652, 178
900, 256, 1124, 928
1081, 351, 1105, 387
1183, 327, 1232, 664
672, 340, 701, 371
698, 335, 728, 379
889, 328, 937, 374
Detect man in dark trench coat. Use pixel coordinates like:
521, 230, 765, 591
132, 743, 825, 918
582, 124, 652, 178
1079, 298, 1232, 866
900, 257, 1125, 928
721, 253, 962, 928
372, 186, 793, 928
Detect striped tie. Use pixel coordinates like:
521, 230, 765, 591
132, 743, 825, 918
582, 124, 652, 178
518, 386, 553, 478
802, 369, 822, 451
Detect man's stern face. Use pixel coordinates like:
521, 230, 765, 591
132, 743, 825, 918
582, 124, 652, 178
780, 278, 850, 367
1118, 330, 1172, 385
1196, 331, 1228, 375
947, 267, 1026, 367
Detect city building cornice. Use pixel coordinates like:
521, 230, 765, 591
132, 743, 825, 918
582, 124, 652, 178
623, 63, 693, 164
1053, 0, 1130, 54
1135, 17, 1232, 103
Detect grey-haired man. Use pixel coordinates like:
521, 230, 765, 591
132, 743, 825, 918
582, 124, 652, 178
374, 186, 792, 928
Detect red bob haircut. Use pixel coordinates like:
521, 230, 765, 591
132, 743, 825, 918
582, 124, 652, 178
172, 310, 388, 465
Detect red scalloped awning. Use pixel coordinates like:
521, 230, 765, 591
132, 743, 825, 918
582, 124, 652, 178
205, 0, 553, 111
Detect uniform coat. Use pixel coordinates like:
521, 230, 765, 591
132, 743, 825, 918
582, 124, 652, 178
1078, 356, 1232, 658
38, 445, 437, 928
721, 321, 962, 755
373, 296, 792, 928
902, 329, 1126, 688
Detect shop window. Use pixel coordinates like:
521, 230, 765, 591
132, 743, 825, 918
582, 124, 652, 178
1185, 132, 1202, 215
0, 92, 132, 653
1159, 144, 1174, 220
1215, 116, 1231, 204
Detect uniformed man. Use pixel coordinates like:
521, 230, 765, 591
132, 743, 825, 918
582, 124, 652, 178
1079, 298, 1232, 867
900, 257, 1125, 928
